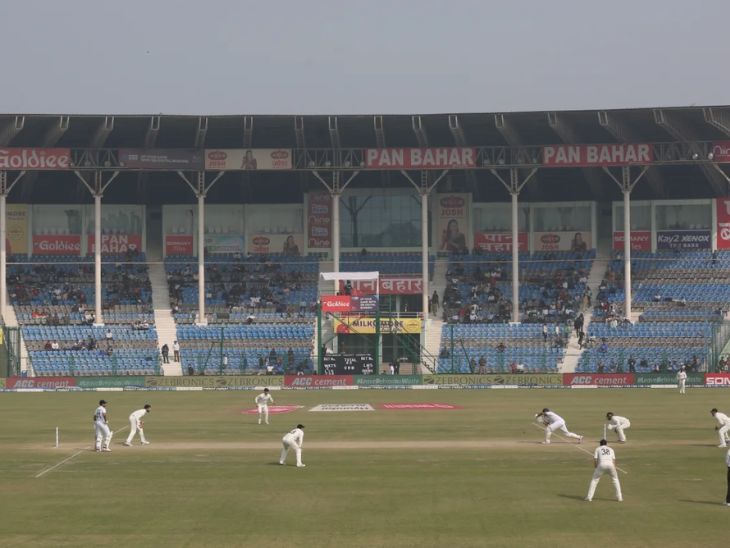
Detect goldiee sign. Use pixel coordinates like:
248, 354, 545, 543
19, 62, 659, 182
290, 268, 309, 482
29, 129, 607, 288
423, 374, 563, 386
145, 376, 283, 388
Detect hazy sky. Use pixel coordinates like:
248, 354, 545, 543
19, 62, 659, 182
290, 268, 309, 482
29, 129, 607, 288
1, 0, 728, 115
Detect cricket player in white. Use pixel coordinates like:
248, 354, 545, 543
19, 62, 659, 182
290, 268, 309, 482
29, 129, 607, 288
280, 424, 306, 467
93, 399, 112, 452
536, 408, 583, 444
585, 439, 623, 502
255, 388, 274, 425
606, 412, 631, 443
123, 404, 151, 446
711, 408, 730, 448
677, 367, 688, 394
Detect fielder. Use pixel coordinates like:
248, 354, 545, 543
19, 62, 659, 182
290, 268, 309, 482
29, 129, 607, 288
93, 399, 112, 452
606, 412, 631, 443
711, 408, 730, 448
123, 404, 151, 446
255, 388, 274, 425
585, 439, 623, 502
280, 424, 306, 467
536, 408, 583, 445
677, 367, 688, 394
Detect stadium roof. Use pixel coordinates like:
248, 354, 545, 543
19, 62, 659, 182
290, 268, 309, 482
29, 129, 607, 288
1, 105, 729, 205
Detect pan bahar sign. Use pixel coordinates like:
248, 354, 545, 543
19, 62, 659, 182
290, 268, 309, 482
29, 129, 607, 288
424, 374, 563, 386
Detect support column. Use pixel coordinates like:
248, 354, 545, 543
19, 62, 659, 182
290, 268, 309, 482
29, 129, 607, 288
491, 167, 537, 324
510, 188, 520, 323
603, 165, 648, 323
421, 187, 429, 319
94, 188, 103, 325
623, 184, 632, 319
332, 186, 340, 276
197, 180, 206, 325
0, 178, 6, 322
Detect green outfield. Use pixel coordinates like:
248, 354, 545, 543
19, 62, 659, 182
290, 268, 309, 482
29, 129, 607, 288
0, 388, 728, 547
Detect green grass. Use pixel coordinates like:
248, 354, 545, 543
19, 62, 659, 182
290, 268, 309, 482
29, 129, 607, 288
0, 388, 728, 547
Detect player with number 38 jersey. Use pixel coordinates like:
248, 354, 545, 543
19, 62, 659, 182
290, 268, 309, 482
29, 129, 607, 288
585, 439, 623, 502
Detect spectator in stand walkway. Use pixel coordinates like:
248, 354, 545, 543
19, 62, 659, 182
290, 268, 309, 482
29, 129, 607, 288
574, 313, 584, 336
542, 324, 548, 342
173, 340, 180, 362
431, 291, 439, 316
105, 328, 113, 341
161, 344, 170, 364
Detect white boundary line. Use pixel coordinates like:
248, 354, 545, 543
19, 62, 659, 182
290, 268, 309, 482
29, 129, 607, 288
35, 425, 129, 479
531, 423, 628, 474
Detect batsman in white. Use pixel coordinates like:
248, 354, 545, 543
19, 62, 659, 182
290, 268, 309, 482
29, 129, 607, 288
711, 408, 730, 448
606, 412, 631, 443
123, 404, 151, 446
280, 424, 306, 467
585, 439, 623, 502
535, 408, 583, 445
93, 399, 112, 452
255, 388, 274, 425
677, 367, 688, 394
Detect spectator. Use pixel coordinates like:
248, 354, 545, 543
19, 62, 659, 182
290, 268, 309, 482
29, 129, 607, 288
161, 344, 170, 364
469, 358, 477, 374
542, 324, 548, 342
173, 340, 180, 362
478, 356, 487, 374
431, 291, 439, 316
222, 354, 229, 371
628, 357, 636, 373
287, 348, 295, 371
44, 341, 53, 351
578, 329, 585, 348
105, 328, 113, 341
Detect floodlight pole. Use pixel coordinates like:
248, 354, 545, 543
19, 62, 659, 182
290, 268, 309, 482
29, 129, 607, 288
603, 165, 648, 320
176, 171, 224, 326
73, 169, 120, 326
0, 170, 25, 323
490, 168, 537, 323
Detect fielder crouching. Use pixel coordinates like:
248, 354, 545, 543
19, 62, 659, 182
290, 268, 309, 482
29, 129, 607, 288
124, 404, 151, 446
280, 424, 306, 467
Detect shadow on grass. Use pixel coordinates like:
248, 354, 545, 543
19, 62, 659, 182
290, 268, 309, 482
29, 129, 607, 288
557, 494, 586, 502
678, 499, 727, 506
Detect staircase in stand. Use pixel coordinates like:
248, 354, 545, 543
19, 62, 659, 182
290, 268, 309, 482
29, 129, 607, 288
148, 262, 181, 376
422, 319, 444, 373
3, 294, 32, 376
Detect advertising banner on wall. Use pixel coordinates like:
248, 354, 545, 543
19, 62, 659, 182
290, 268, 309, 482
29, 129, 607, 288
145, 376, 284, 388
248, 233, 303, 255
163, 205, 195, 256
435, 193, 471, 254
306, 192, 332, 249
612, 231, 652, 251
532, 231, 592, 252
5, 376, 76, 389
88, 234, 142, 254
635, 373, 705, 386
423, 374, 563, 386
341, 277, 423, 296
711, 142, 730, 163
563, 373, 635, 386
705, 373, 730, 387
6, 204, 28, 255
364, 148, 477, 170
118, 149, 203, 169
284, 375, 354, 388
85, 204, 145, 254
202, 204, 244, 254
473, 232, 528, 252
717, 198, 730, 250
204, 149, 292, 170
542, 144, 652, 167
656, 230, 711, 250
76, 376, 146, 388
333, 317, 421, 334
32, 204, 83, 255
0, 148, 71, 170
205, 234, 244, 254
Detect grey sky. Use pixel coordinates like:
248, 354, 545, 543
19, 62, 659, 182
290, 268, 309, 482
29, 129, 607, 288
2, 0, 728, 115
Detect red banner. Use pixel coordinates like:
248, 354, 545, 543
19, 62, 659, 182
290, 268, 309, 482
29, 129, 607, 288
705, 373, 730, 386
533, 231, 591, 252
717, 198, 730, 250
542, 144, 652, 167
5, 376, 76, 389
32, 235, 81, 255
340, 277, 423, 296
284, 375, 354, 387
88, 234, 142, 254
563, 373, 635, 386
0, 148, 71, 170
612, 231, 651, 251
364, 147, 477, 169
474, 232, 528, 252
711, 142, 730, 163
307, 193, 332, 249
321, 295, 352, 312
165, 235, 193, 256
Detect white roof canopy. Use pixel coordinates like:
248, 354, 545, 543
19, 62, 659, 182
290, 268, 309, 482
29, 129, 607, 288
320, 272, 379, 282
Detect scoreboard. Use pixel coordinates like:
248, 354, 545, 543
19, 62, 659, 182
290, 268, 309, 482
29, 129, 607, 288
323, 353, 375, 375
